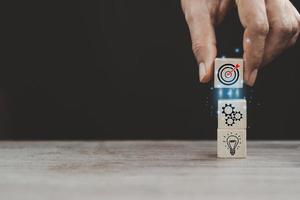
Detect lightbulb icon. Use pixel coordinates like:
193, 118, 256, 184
226, 135, 239, 155
223, 133, 242, 156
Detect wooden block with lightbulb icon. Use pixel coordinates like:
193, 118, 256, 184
217, 129, 247, 158
214, 58, 244, 88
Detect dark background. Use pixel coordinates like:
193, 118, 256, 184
2, 0, 300, 140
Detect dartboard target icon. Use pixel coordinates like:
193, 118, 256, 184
217, 64, 240, 86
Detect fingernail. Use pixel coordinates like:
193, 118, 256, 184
199, 62, 206, 82
248, 69, 258, 86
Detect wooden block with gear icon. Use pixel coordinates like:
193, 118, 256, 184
218, 99, 247, 129
214, 58, 244, 88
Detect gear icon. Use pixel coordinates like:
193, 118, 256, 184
222, 104, 235, 116
225, 116, 235, 126
221, 103, 244, 127
233, 111, 243, 121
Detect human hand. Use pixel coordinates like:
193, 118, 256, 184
181, 0, 300, 86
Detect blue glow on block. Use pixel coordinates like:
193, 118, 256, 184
214, 88, 245, 102
235, 48, 241, 54
235, 89, 240, 98
227, 89, 233, 97
218, 89, 223, 98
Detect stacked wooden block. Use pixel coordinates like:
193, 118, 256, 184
214, 58, 247, 158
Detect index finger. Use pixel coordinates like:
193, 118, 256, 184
235, 0, 270, 86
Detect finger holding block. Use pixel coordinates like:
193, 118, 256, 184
217, 129, 247, 158
214, 58, 244, 88
218, 99, 247, 129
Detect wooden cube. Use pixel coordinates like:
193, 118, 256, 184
218, 99, 247, 129
217, 129, 246, 158
214, 58, 244, 88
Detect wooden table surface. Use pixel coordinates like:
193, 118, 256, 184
0, 141, 299, 200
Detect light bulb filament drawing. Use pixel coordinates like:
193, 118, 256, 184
226, 135, 239, 156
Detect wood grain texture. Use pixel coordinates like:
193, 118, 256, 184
0, 141, 299, 200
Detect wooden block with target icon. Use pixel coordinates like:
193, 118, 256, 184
217, 129, 247, 158
214, 58, 244, 88
218, 99, 247, 129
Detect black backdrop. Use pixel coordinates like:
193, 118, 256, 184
2, 1, 300, 140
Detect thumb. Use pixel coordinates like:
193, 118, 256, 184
184, 10, 217, 82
